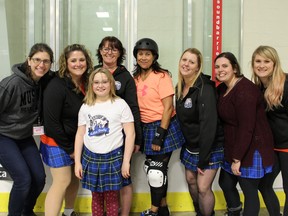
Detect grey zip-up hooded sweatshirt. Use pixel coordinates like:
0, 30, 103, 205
0, 63, 40, 139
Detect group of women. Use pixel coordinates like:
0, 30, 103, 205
0, 36, 287, 216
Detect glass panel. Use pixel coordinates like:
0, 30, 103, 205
137, 0, 184, 84
222, 0, 242, 60
1, 0, 48, 77
188, 0, 242, 77
59, 0, 125, 67
2, 0, 27, 78
0, 0, 12, 80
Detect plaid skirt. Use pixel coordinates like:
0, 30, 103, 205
142, 116, 185, 155
180, 146, 224, 171
39, 142, 74, 168
222, 150, 273, 179
81, 146, 124, 192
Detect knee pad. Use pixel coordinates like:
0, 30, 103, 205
144, 159, 168, 188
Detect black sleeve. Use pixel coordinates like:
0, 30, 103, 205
43, 78, 74, 154
197, 83, 218, 169
122, 74, 143, 146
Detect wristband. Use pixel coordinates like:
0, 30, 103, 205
152, 127, 167, 147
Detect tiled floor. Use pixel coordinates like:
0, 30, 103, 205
0, 208, 272, 216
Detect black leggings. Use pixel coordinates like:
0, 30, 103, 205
219, 169, 241, 209
238, 177, 261, 216
260, 151, 288, 216
146, 152, 172, 207
258, 152, 281, 216
220, 165, 281, 216
219, 169, 261, 216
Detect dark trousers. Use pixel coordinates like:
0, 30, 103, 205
264, 151, 288, 216
0, 134, 46, 216
219, 169, 261, 216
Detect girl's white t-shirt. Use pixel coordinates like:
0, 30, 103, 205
78, 98, 134, 154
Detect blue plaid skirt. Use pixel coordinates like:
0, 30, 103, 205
222, 150, 273, 179
81, 146, 124, 192
122, 177, 132, 187
142, 116, 185, 155
39, 142, 74, 168
181, 147, 224, 171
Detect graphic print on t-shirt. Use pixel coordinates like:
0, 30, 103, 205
88, 114, 110, 136
140, 84, 148, 96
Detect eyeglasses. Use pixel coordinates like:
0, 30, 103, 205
30, 58, 52, 66
101, 47, 118, 54
93, 80, 110, 86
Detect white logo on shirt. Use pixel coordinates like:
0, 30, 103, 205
115, 81, 121, 90
184, 98, 192, 108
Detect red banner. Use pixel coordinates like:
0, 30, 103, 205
212, 0, 222, 82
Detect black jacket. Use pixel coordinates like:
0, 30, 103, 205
176, 73, 224, 168
43, 74, 84, 154
266, 75, 288, 149
94, 65, 143, 146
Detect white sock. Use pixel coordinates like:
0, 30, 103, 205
64, 208, 74, 216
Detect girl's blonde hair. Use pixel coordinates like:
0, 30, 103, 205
252, 45, 285, 110
176, 48, 203, 99
84, 68, 118, 105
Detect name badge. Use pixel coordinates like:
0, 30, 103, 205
33, 125, 44, 136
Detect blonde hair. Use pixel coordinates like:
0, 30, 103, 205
176, 48, 203, 99
84, 68, 118, 106
252, 45, 285, 110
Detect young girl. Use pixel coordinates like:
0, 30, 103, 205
74, 68, 135, 216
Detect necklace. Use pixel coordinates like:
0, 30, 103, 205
224, 77, 242, 96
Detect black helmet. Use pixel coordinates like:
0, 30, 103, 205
133, 38, 159, 60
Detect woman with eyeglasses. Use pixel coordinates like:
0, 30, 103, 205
95, 36, 142, 216
0, 43, 53, 216
39, 44, 94, 216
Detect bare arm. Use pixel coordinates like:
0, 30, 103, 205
122, 122, 135, 178
74, 125, 86, 179
152, 95, 174, 151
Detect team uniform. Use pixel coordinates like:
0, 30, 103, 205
176, 73, 224, 171
217, 77, 274, 215
78, 98, 134, 192
265, 75, 288, 215
135, 71, 184, 208
40, 74, 85, 167
94, 65, 142, 186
